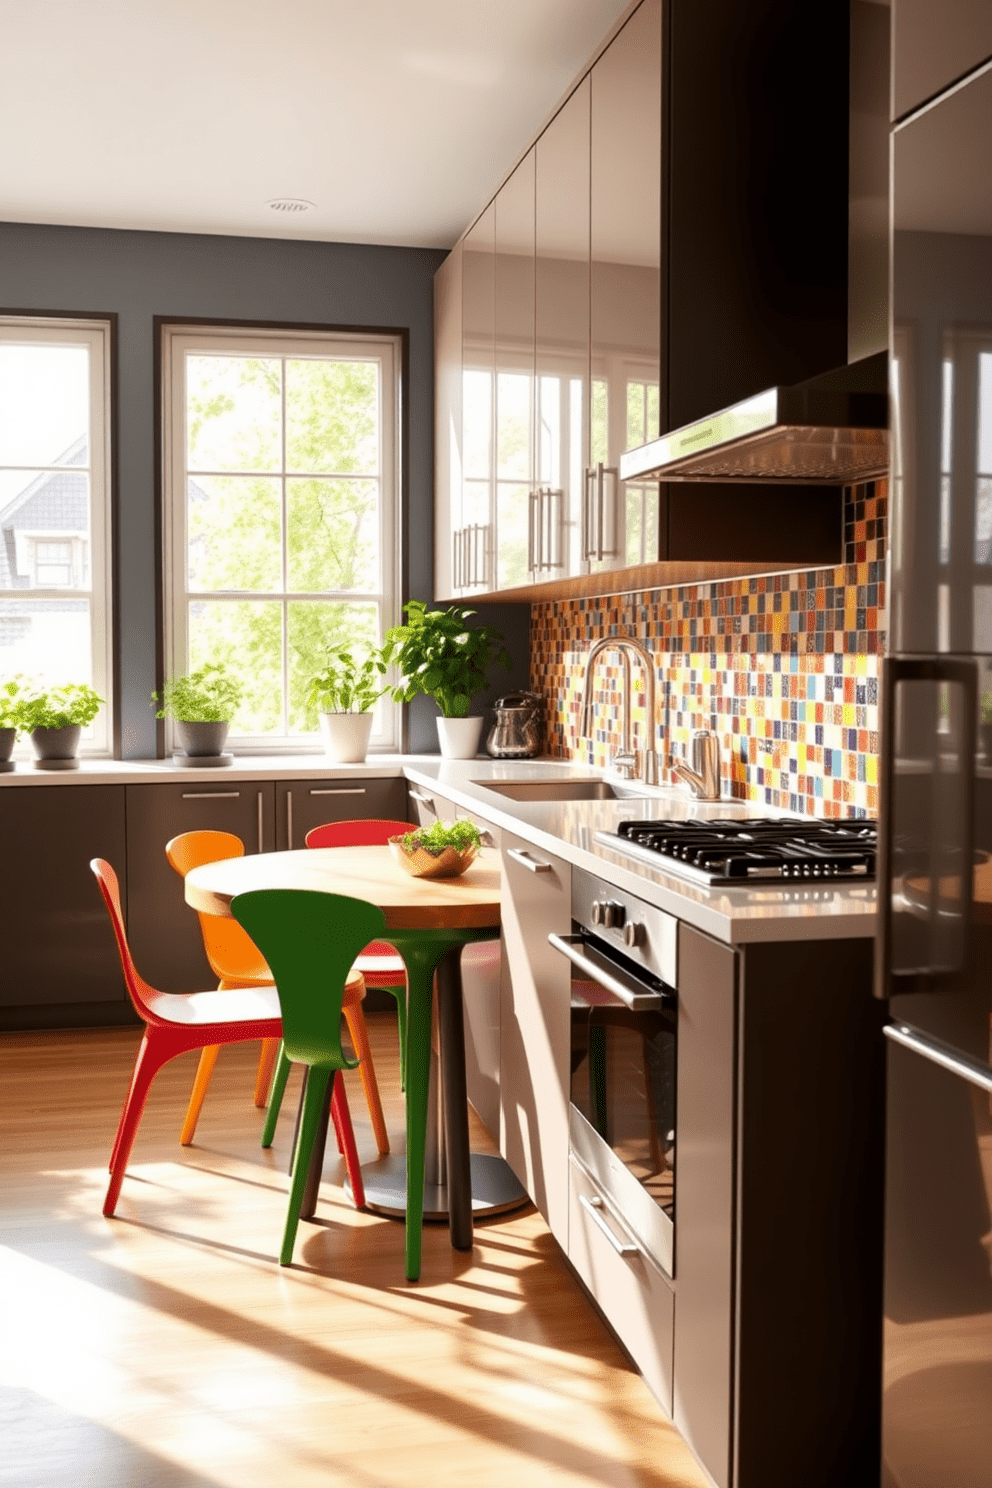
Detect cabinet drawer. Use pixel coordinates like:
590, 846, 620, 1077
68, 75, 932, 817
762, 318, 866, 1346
276, 776, 407, 849
568, 1155, 675, 1418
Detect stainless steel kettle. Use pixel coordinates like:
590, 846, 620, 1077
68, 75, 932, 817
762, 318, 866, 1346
486, 692, 542, 758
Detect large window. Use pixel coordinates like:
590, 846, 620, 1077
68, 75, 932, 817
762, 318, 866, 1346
162, 326, 401, 751
0, 317, 113, 754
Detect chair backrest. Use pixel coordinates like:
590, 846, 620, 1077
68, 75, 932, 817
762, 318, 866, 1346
90, 858, 159, 1022
231, 889, 386, 1069
165, 830, 270, 984
305, 818, 412, 850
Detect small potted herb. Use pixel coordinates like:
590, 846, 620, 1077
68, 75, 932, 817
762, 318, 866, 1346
388, 818, 483, 879
153, 663, 242, 762
383, 601, 511, 759
0, 676, 28, 772
16, 681, 104, 770
305, 643, 387, 763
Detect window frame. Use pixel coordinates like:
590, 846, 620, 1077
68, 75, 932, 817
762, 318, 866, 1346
161, 322, 402, 754
0, 314, 114, 756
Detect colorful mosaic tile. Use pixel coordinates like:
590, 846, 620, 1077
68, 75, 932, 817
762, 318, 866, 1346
530, 480, 887, 819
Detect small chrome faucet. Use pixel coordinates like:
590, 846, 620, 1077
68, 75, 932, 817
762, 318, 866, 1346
671, 729, 721, 800
580, 634, 659, 786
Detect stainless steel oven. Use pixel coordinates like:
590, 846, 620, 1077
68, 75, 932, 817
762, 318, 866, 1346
549, 866, 678, 1277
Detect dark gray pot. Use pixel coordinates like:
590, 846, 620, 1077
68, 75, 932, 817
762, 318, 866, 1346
0, 726, 15, 771
31, 724, 81, 761
177, 719, 229, 757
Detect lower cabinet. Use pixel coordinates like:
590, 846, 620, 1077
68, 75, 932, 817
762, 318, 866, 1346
275, 776, 407, 849
568, 1154, 676, 1416
0, 784, 128, 1023
498, 831, 570, 1246
125, 780, 277, 992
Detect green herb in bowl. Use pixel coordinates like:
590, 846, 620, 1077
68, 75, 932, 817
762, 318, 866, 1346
389, 819, 483, 879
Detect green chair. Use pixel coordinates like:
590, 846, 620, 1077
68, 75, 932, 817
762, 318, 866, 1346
230, 887, 387, 1266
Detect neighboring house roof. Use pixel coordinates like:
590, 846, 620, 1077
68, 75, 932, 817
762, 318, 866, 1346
0, 435, 88, 589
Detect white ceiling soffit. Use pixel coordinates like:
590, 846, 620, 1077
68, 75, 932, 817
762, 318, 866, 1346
0, 0, 633, 249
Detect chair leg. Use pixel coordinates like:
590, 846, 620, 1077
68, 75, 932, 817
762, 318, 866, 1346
342, 1003, 390, 1155
280, 1065, 333, 1265
388, 985, 408, 1092
254, 1037, 280, 1108
105, 1033, 174, 1217
261, 1043, 292, 1148
331, 1072, 365, 1209
179, 1044, 221, 1146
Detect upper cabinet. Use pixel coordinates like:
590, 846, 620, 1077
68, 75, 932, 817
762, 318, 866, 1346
589, 0, 662, 575
434, 0, 850, 602
892, 0, 992, 120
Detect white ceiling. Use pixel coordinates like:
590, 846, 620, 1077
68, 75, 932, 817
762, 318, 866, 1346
0, 0, 633, 250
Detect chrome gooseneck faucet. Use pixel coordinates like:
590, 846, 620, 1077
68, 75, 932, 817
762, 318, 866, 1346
580, 634, 659, 786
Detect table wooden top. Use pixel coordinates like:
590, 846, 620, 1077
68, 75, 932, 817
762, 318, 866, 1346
185, 844, 501, 931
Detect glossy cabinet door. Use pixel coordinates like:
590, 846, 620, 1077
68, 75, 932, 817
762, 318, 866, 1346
499, 832, 570, 1245
459, 202, 496, 595
535, 76, 590, 581
434, 242, 462, 600
890, 63, 992, 659
274, 776, 407, 850
124, 780, 276, 992
494, 150, 535, 590
589, 0, 662, 573
0, 784, 127, 1018
892, 0, 992, 119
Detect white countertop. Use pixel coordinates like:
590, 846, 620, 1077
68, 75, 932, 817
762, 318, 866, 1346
0, 750, 878, 945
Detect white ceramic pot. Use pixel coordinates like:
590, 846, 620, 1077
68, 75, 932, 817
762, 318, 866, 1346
436, 716, 484, 759
319, 711, 374, 764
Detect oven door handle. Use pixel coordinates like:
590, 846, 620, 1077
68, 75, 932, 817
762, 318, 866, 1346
548, 932, 666, 1010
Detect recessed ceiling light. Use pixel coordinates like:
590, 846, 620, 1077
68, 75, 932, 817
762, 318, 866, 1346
265, 198, 315, 215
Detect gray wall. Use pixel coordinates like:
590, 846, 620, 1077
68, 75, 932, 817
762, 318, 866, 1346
0, 220, 531, 756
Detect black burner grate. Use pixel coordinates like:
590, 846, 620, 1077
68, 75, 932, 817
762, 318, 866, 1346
614, 817, 877, 882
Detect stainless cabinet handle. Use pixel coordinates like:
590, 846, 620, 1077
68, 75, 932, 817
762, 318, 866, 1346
257, 790, 264, 852
601, 465, 619, 559
548, 932, 665, 1010
409, 789, 435, 811
507, 847, 553, 874
528, 489, 541, 574
453, 527, 463, 589
182, 791, 240, 799
578, 1192, 640, 1258
310, 787, 366, 796
286, 789, 293, 850
884, 1022, 992, 1095
582, 466, 597, 561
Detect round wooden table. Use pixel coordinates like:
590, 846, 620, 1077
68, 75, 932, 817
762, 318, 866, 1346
185, 844, 522, 1280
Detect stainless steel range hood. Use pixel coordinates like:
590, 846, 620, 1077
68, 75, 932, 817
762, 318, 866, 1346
619, 351, 889, 486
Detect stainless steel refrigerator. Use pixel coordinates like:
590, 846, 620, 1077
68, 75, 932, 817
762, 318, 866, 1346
881, 15, 992, 1483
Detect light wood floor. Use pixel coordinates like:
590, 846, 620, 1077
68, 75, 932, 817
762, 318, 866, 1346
1, 1016, 711, 1488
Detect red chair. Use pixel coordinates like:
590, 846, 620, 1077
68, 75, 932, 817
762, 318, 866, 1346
305, 818, 411, 1085
90, 857, 366, 1218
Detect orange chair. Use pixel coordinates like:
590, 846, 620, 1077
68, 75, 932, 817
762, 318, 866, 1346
305, 819, 411, 1085
91, 858, 366, 1223
166, 830, 390, 1155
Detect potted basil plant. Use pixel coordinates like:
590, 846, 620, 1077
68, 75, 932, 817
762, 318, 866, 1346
153, 663, 242, 762
306, 643, 387, 763
383, 601, 511, 759
16, 681, 104, 770
0, 676, 29, 772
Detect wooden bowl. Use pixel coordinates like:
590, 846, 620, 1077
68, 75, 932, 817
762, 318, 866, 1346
388, 836, 479, 880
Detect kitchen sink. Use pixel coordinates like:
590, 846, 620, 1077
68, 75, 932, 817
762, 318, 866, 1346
475, 778, 648, 802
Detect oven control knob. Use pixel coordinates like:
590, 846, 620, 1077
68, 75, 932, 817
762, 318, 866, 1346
602, 902, 626, 929
591, 900, 605, 925
623, 921, 643, 949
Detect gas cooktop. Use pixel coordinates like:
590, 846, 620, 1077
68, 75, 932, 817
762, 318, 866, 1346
595, 817, 877, 886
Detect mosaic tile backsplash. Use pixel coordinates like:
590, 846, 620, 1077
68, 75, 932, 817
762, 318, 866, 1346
530, 480, 886, 818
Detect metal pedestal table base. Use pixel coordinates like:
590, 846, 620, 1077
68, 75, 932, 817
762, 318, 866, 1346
350, 1151, 529, 1221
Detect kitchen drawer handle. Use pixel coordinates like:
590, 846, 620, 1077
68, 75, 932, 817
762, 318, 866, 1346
578, 1193, 640, 1258
310, 787, 366, 796
409, 789, 435, 810
257, 790, 264, 852
182, 791, 240, 799
884, 1022, 992, 1095
548, 933, 666, 1010
507, 847, 553, 874
286, 789, 293, 850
